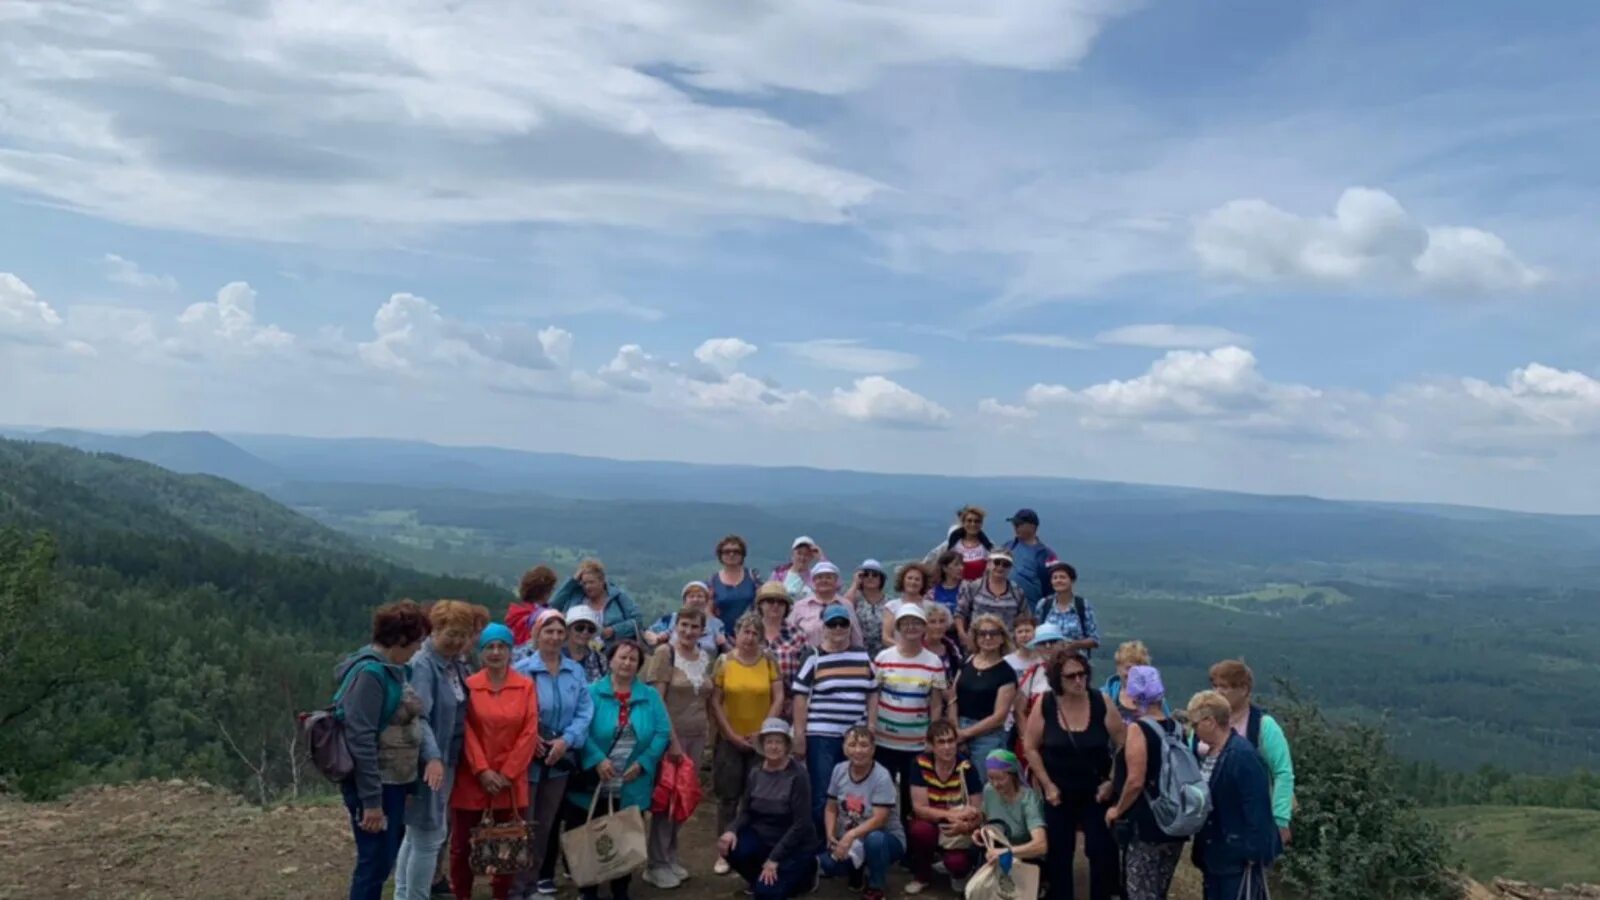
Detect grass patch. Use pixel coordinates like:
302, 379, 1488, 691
1199, 582, 1353, 614
1423, 805, 1600, 886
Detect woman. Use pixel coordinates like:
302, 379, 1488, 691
818, 726, 906, 900
1012, 624, 1065, 764
643, 607, 716, 889
710, 613, 785, 875
954, 614, 1017, 783
565, 605, 609, 683
1104, 641, 1170, 722
905, 721, 983, 895
449, 624, 541, 900
1035, 561, 1099, 658
873, 603, 950, 819
644, 581, 726, 653
754, 581, 810, 718
927, 506, 994, 582
569, 640, 671, 900
552, 559, 643, 649
1005, 614, 1040, 679
513, 610, 597, 899
1186, 690, 1282, 900
710, 534, 763, 628
978, 750, 1047, 862
921, 601, 964, 685
337, 600, 434, 900
509, 565, 559, 667
1207, 659, 1295, 846
955, 551, 1028, 648
930, 551, 965, 618
846, 559, 893, 658
883, 562, 932, 648
1105, 667, 1185, 900
793, 603, 879, 839
1023, 651, 1125, 900
773, 536, 823, 596
718, 718, 818, 900
394, 601, 482, 900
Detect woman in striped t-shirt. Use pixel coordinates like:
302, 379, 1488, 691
871, 603, 950, 819
793, 603, 879, 841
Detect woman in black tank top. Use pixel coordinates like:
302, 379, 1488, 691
1104, 665, 1184, 900
1022, 652, 1125, 900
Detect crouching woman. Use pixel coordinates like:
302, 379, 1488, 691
718, 719, 819, 900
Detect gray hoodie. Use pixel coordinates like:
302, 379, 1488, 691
334, 646, 408, 808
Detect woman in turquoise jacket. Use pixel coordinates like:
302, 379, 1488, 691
553, 558, 644, 650
569, 639, 671, 900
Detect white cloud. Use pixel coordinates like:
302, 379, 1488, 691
988, 333, 1093, 350
1194, 188, 1545, 295
0, 0, 1133, 239
171, 282, 294, 355
780, 339, 920, 374
1383, 362, 1600, 452
1094, 324, 1250, 349
100, 254, 178, 291
693, 337, 758, 372
978, 398, 1037, 420
0, 272, 95, 355
831, 376, 951, 428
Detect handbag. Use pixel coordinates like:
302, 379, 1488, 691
468, 793, 538, 877
561, 789, 648, 887
964, 828, 1040, 900
1237, 863, 1271, 900
651, 753, 704, 825
938, 764, 975, 850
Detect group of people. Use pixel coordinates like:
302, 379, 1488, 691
333, 505, 1293, 900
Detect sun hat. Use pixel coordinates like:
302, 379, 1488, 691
811, 560, 841, 579
681, 580, 711, 600
566, 606, 603, 629
1029, 623, 1066, 648
758, 717, 793, 740
858, 559, 886, 576
478, 622, 514, 651
756, 581, 792, 605
1126, 665, 1166, 706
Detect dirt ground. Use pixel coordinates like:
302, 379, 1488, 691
0, 781, 1204, 900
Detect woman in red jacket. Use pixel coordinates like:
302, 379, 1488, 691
450, 623, 541, 900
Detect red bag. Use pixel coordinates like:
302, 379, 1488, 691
650, 754, 704, 824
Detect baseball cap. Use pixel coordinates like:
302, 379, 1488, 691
792, 535, 817, 549
1007, 508, 1040, 526
1029, 623, 1066, 647
566, 606, 603, 629
823, 603, 853, 625
858, 559, 886, 576
758, 717, 793, 740
894, 603, 928, 624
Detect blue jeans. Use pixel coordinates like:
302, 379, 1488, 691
730, 827, 818, 900
342, 781, 410, 900
806, 734, 846, 841
960, 718, 1005, 784
818, 831, 906, 890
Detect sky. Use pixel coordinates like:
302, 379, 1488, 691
2, 0, 1598, 513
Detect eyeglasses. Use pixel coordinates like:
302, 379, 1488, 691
571, 624, 597, 633
825, 621, 851, 629
719, 548, 743, 557
990, 561, 1012, 569
976, 630, 1004, 638
1063, 670, 1088, 681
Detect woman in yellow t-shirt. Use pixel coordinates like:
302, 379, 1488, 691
709, 613, 784, 874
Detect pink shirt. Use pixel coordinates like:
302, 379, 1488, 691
786, 594, 864, 649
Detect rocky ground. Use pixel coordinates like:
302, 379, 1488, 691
0, 780, 1209, 900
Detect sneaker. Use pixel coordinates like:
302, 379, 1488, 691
950, 876, 968, 893
643, 866, 682, 890
714, 858, 732, 876
669, 861, 690, 880
931, 861, 949, 877
904, 881, 928, 896
535, 879, 558, 895
809, 868, 822, 894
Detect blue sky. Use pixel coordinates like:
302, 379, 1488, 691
3, 0, 1597, 512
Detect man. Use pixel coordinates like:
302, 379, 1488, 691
788, 561, 864, 648
1208, 659, 1296, 847
1002, 509, 1056, 606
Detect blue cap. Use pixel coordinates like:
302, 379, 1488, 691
479, 622, 514, 651
1007, 508, 1040, 526
1029, 623, 1066, 647
823, 603, 853, 624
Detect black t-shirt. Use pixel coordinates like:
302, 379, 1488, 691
955, 657, 1018, 721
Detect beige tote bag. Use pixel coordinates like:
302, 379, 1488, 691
964, 827, 1041, 900
560, 790, 648, 887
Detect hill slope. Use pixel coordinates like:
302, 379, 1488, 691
18, 427, 284, 487
1426, 806, 1600, 887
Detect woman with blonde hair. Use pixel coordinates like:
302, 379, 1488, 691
1104, 641, 1170, 722
552, 558, 643, 649
1186, 690, 1281, 900
953, 613, 1017, 782
394, 601, 485, 900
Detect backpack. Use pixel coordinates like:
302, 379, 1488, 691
1140, 717, 1212, 837
297, 654, 402, 783
1032, 595, 1090, 641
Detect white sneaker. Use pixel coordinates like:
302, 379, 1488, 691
931, 861, 949, 876
951, 876, 968, 893
713, 858, 732, 876
669, 861, 690, 880
643, 866, 682, 889
904, 880, 928, 895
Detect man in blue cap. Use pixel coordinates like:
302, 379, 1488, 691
1002, 509, 1057, 606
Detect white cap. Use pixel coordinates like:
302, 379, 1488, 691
566, 606, 603, 628
811, 561, 841, 578
792, 535, 817, 549
894, 603, 928, 624
758, 717, 793, 740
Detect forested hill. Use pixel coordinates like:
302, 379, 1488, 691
0, 438, 507, 799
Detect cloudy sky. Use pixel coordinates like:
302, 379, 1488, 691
3, 0, 1597, 512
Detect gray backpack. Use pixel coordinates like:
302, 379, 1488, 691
1141, 717, 1212, 837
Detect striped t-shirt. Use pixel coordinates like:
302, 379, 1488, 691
873, 646, 948, 752
910, 753, 981, 809
793, 646, 878, 738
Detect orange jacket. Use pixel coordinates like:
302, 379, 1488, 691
451, 668, 541, 811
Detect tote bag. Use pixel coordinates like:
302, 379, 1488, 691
468, 794, 538, 877
938, 768, 975, 850
965, 828, 1040, 900
561, 790, 648, 887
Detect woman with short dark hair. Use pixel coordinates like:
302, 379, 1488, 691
510, 565, 559, 665
338, 600, 433, 900
710, 534, 763, 628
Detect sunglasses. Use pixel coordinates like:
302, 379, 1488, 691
976, 629, 1004, 638
1063, 670, 1088, 681
825, 620, 851, 629
571, 624, 597, 633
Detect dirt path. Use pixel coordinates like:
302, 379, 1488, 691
0, 781, 1202, 900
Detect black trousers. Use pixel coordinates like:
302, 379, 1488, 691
1043, 789, 1116, 900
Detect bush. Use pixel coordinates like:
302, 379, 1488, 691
1272, 686, 1462, 900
